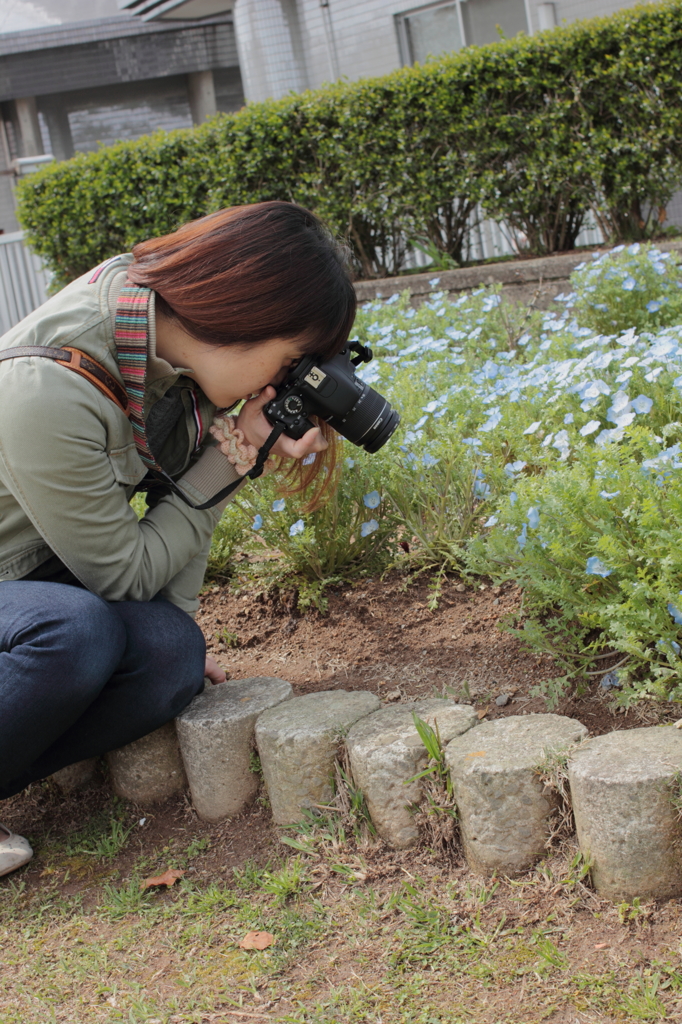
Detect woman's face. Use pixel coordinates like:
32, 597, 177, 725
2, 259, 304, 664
155, 316, 307, 408
186, 337, 306, 409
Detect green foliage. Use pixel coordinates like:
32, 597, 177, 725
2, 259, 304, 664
233, 449, 398, 610
572, 243, 682, 335
405, 714, 452, 797
205, 504, 246, 583
17, 1, 682, 284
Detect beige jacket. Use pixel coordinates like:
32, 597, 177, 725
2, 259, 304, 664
0, 254, 243, 615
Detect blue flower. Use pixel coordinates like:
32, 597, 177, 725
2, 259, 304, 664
480, 409, 502, 432
564, 413, 574, 425
599, 490, 620, 500
484, 515, 498, 527
363, 490, 381, 509
527, 507, 540, 529
509, 491, 518, 506
517, 523, 528, 549
422, 453, 439, 467
302, 453, 316, 466
361, 519, 379, 537
646, 300, 662, 313
668, 602, 682, 625
345, 457, 355, 468
523, 421, 541, 435
600, 671, 621, 690
631, 394, 653, 415
252, 514, 263, 531
289, 519, 305, 537
580, 420, 601, 437
272, 499, 285, 512
429, 277, 441, 288
586, 556, 612, 577
622, 276, 637, 291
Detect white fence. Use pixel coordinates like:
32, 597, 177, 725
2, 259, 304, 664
0, 232, 51, 338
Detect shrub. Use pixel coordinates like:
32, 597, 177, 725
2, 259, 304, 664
17, 1, 682, 285
571, 243, 682, 335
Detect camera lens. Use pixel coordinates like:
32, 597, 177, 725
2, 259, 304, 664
330, 384, 400, 453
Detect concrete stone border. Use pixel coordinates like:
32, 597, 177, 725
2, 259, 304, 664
353, 239, 682, 309
77, 677, 682, 903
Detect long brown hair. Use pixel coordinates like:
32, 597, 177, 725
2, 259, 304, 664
129, 202, 357, 501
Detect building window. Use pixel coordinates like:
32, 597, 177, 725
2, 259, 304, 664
396, 0, 529, 65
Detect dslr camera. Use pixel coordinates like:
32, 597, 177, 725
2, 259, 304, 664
264, 341, 399, 453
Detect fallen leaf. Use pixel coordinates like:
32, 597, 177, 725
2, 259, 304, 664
675, 719, 682, 730
465, 750, 487, 758
239, 931, 275, 950
141, 868, 185, 890
594, 942, 609, 949
476, 706, 490, 719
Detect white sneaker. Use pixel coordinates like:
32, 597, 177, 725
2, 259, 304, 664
0, 824, 33, 877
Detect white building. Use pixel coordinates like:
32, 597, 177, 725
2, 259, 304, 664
122, 0, 655, 105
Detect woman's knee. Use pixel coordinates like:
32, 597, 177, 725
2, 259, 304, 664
0, 581, 127, 701
111, 597, 206, 709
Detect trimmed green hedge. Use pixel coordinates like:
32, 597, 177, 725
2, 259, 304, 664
17, 0, 682, 286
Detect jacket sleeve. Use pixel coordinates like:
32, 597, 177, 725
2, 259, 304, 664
0, 358, 244, 606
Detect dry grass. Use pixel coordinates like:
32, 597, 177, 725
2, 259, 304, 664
2, 780, 682, 1023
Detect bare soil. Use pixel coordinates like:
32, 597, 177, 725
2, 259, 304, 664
197, 572, 679, 737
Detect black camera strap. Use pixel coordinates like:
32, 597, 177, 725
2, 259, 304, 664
153, 421, 287, 511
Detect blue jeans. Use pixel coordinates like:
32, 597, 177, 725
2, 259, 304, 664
0, 581, 206, 800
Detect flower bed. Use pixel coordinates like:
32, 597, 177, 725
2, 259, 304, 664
220, 243, 682, 707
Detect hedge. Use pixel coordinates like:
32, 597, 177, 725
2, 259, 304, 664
17, 0, 682, 287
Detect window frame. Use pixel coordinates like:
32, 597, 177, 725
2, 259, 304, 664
394, 0, 532, 66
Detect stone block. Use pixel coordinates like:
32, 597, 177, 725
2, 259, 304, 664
176, 676, 293, 823
446, 714, 588, 876
256, 689, 381, 825
51, 757, 100, 794
568, 726, 682, 901
346, 699, 478, 848
107, 722, 187, 804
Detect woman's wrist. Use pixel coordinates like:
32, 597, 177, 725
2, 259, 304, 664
210, 414, 258, 475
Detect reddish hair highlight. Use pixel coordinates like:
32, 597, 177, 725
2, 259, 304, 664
129, 202, 357, 500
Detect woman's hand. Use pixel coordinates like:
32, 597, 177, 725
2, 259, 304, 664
236, 386, 328, 461
204, 655, 226, 685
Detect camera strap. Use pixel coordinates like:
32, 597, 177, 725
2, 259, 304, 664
150, 421, 287, 511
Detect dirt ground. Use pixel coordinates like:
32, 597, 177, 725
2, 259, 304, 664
197, 572, 678, 737
3, 572, 682, 1023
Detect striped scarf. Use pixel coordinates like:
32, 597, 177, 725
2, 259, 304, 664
114, 284, 160, 471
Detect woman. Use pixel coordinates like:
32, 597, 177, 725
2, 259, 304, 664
0, 201, 356, 877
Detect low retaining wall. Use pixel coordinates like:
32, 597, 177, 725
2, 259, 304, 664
52, 678, 682, 903
354, 239, 682, 309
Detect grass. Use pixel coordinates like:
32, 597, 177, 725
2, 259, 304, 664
3, 788, 682, 1024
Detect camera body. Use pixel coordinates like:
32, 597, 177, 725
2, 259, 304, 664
263, 341, 399, 453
